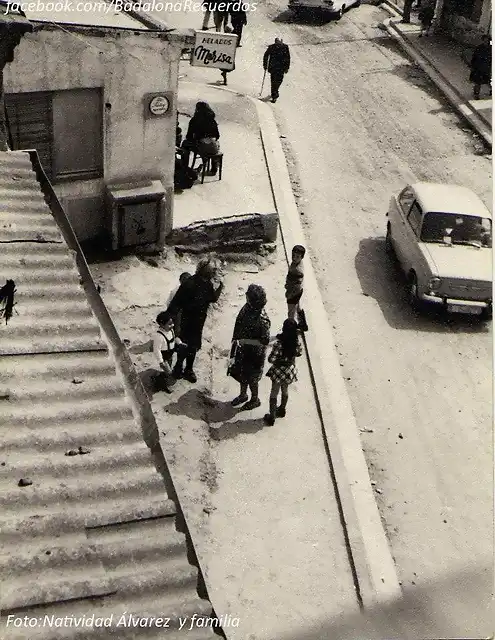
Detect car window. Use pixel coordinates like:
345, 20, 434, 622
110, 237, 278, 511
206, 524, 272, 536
421, 212, 493, 246
407, 202, 423, 236
398, 187, 415, 215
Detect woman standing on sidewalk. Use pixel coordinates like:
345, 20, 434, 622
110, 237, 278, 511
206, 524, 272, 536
230, 285, 271, 411
167, 257, 223, 383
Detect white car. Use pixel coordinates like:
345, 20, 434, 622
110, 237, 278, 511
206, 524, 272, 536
288, 0, 361, 20
386, 182, 493, 318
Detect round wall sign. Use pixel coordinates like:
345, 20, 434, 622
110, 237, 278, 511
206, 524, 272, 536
149, 95, 170, 116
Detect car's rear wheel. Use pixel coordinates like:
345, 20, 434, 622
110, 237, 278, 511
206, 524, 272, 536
385, 223, 394, 255
408, 272, 420, 311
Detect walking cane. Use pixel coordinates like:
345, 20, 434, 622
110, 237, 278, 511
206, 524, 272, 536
258, 68, 267, 98
259, 54, 270, 98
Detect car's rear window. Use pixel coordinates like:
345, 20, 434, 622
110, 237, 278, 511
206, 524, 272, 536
420, 212, 492, 247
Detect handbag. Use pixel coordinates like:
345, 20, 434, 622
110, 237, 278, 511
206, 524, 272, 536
227, 340, 242, 381
297, 308, 308, 332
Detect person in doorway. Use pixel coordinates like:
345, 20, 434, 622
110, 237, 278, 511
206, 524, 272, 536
264, 319, 302, 426
183, 101, 221, 176
167, 257, 223, 383
470, 34, 492, 99
263, 37, 291, 103
230, 4, 247, 46
153, 311, 184, 393
418, 3, 434, 37
285, 244, 305, 321
230, 284, 271, 411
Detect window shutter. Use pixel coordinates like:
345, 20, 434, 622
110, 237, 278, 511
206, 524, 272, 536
4, 92, 53, 178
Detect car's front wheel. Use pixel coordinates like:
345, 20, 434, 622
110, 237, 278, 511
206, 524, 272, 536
408, 272, 420, 311
335, 6, 344, 19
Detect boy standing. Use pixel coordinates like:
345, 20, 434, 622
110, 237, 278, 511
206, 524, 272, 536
153, 311, 184, 393
285, 245, 305, 321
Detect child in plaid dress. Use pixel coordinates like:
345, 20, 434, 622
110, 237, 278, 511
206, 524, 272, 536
264, 319, 302, 426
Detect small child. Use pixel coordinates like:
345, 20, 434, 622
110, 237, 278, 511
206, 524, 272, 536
264, 319, 302, 426
285, 245, 305, 321
153, 311, 184, 393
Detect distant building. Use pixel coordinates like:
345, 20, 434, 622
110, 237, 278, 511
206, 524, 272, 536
2, 1, 191, 249
435, 0, 491, 44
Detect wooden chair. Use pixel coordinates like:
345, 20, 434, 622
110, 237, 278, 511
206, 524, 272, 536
191, 151, 224, 184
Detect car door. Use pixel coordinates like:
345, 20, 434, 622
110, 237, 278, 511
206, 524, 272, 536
403, 202, 429, 289
391, 186, 415, 267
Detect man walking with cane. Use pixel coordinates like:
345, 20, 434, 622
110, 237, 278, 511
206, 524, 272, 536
262, 37, 291, 103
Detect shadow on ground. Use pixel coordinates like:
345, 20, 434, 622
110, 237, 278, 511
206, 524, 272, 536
158, 386, 270, 439
210, 417, 266, 440
355, 237, 491, 334
272, 7, 335, 25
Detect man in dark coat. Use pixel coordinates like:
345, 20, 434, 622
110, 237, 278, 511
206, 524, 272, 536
470, 35, 492, 99
263, 38, 291, 103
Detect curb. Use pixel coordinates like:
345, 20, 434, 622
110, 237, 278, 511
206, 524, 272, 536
251, 99, 402, 608
178, 79, 401, 607
380, 14, 492, 147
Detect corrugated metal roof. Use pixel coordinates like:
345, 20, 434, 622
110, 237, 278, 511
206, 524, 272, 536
0, 151, 218, 638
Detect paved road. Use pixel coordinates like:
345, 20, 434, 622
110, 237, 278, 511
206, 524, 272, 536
160, 0, 492, 603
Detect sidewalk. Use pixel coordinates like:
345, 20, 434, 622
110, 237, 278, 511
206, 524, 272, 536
89, 81, 360, 640
174, 83, 273, 228
381, 2, 492, 146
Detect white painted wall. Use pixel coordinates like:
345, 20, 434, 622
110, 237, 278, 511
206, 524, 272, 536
4, 26, 183, 242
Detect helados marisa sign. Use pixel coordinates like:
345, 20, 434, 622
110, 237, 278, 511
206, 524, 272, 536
191, 31, 238, 71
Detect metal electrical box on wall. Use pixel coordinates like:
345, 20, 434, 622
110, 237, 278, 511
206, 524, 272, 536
106, 181, 165, 250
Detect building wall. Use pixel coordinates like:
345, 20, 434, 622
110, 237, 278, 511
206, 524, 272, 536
439, 0, 491, 44
4, 27, 182, 242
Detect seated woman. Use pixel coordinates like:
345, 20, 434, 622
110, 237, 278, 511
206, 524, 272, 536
182, 101, 221, 176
